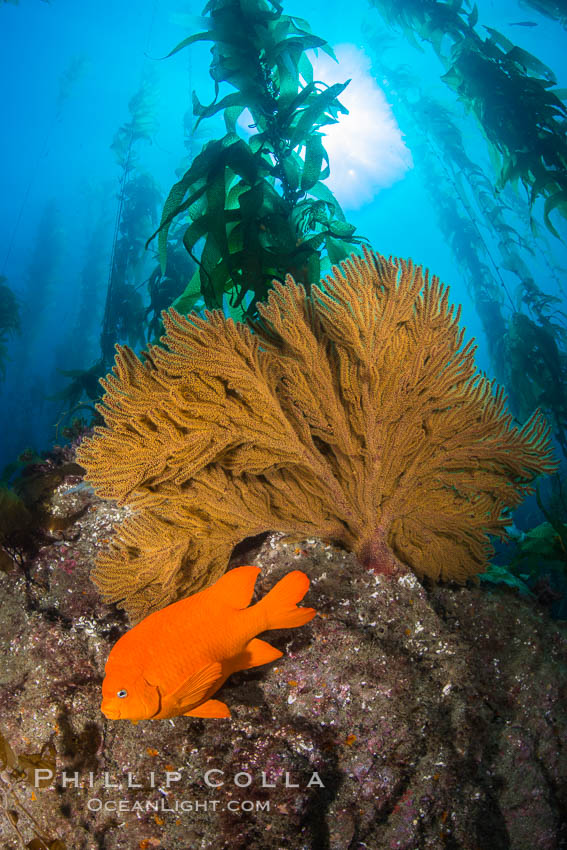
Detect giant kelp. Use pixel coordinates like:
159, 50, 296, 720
443, 33, 567, 238
504, 312, 567, 456
148, 0, 365, 320
365, 51, 509, 370
77, 249, 556, 622
365, 23, 567, 458
369, 0, 567, 238
101, 74, 161, 363
144, 223, 197, 344
52, 76, 162, 428
68, 199, 108, 370
0, 276, 20, 381
18, 200, 62, 377
501, 475, 567, 617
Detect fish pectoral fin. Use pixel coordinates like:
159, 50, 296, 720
184, 699, 231, 718
168, 661, 222, 709
232, 638, 283, 672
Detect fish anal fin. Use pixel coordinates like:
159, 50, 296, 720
184, 699, 231, 718
211, 565, 260, 609
168, 661, 222, 710
231, 638, 283, 672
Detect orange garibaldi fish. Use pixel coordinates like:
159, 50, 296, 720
101, 566, 315, 720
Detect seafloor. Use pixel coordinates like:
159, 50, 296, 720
0, 449, 565, 850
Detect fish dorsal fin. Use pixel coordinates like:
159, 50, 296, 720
210, 566, 260, 609
168, 661, 222, 710
184, 699, 231, 718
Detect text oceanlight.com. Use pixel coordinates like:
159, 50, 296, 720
87, 799, 270, 813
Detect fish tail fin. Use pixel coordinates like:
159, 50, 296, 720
258, 571, 316, 630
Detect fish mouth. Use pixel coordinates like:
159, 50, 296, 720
101, 701, 120, 720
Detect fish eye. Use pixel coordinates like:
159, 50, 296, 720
116, 689, 128, 699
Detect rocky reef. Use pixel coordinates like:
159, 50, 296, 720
0, 454, 565, 850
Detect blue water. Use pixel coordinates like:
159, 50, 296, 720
1, 0, 566, 480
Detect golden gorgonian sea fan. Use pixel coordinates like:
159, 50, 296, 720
77, 249, 557, 622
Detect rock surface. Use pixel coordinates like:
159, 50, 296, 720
0, 458, 566, 850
